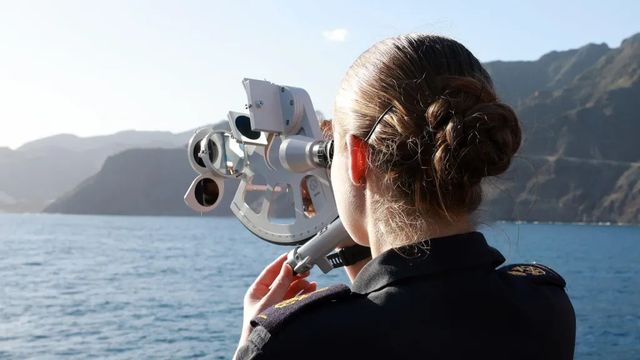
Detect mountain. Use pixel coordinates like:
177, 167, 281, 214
481, 33, 640, 223
484, 42, 611, 107
43, 147, 296, 218
485, 34, 640, 162
44, 148, 236, 216
482, 156, 639, 223
18, 130, 191, 153
29, 33, 640, 223
0, 129, 196, 213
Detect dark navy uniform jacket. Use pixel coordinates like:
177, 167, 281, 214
236, 232, 576, 359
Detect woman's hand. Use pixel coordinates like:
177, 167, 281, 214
238, 253, 317, 346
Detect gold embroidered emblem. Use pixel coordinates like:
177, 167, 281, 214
507, 265, 546, 277
274, 287, 329, 309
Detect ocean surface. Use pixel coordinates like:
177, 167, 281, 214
0, 214, 638, 359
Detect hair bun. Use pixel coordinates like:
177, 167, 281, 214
457, 102, 521, 179
429, 77, 521, 186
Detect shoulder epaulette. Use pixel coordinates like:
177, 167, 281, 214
250, 284, 351, 334
499, 263, 566, 287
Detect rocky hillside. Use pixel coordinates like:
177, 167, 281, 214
482, 33, 640, 223
0, 129, 196, 213
44, 148, 236, 216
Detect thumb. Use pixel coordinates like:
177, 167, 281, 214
262, 262, 294, 305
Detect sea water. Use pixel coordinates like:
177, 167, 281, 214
0, 214, 638, 359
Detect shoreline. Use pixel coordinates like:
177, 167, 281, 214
0, 212, 638, 227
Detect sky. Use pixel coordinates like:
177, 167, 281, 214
0, 0, 638, 149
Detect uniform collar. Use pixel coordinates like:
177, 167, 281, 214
351, 231, 505, 295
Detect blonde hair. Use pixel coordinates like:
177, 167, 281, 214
334, 34, 521, 246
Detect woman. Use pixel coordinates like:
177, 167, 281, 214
235, 34, 576, 359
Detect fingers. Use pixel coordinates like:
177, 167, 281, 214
242, 254, 319, 332
283, 278, 317, 299
261, 262, 294, 305
245, 254, 315, 311
304, 281, 318, 294
295, 270, 311, 280
255, 253, 288, 287
254, 255, 309, 292
247, 253, 289, 299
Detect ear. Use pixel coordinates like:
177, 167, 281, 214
346, 134, 368, 185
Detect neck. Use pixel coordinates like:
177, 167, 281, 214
367, 214, 475, 257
